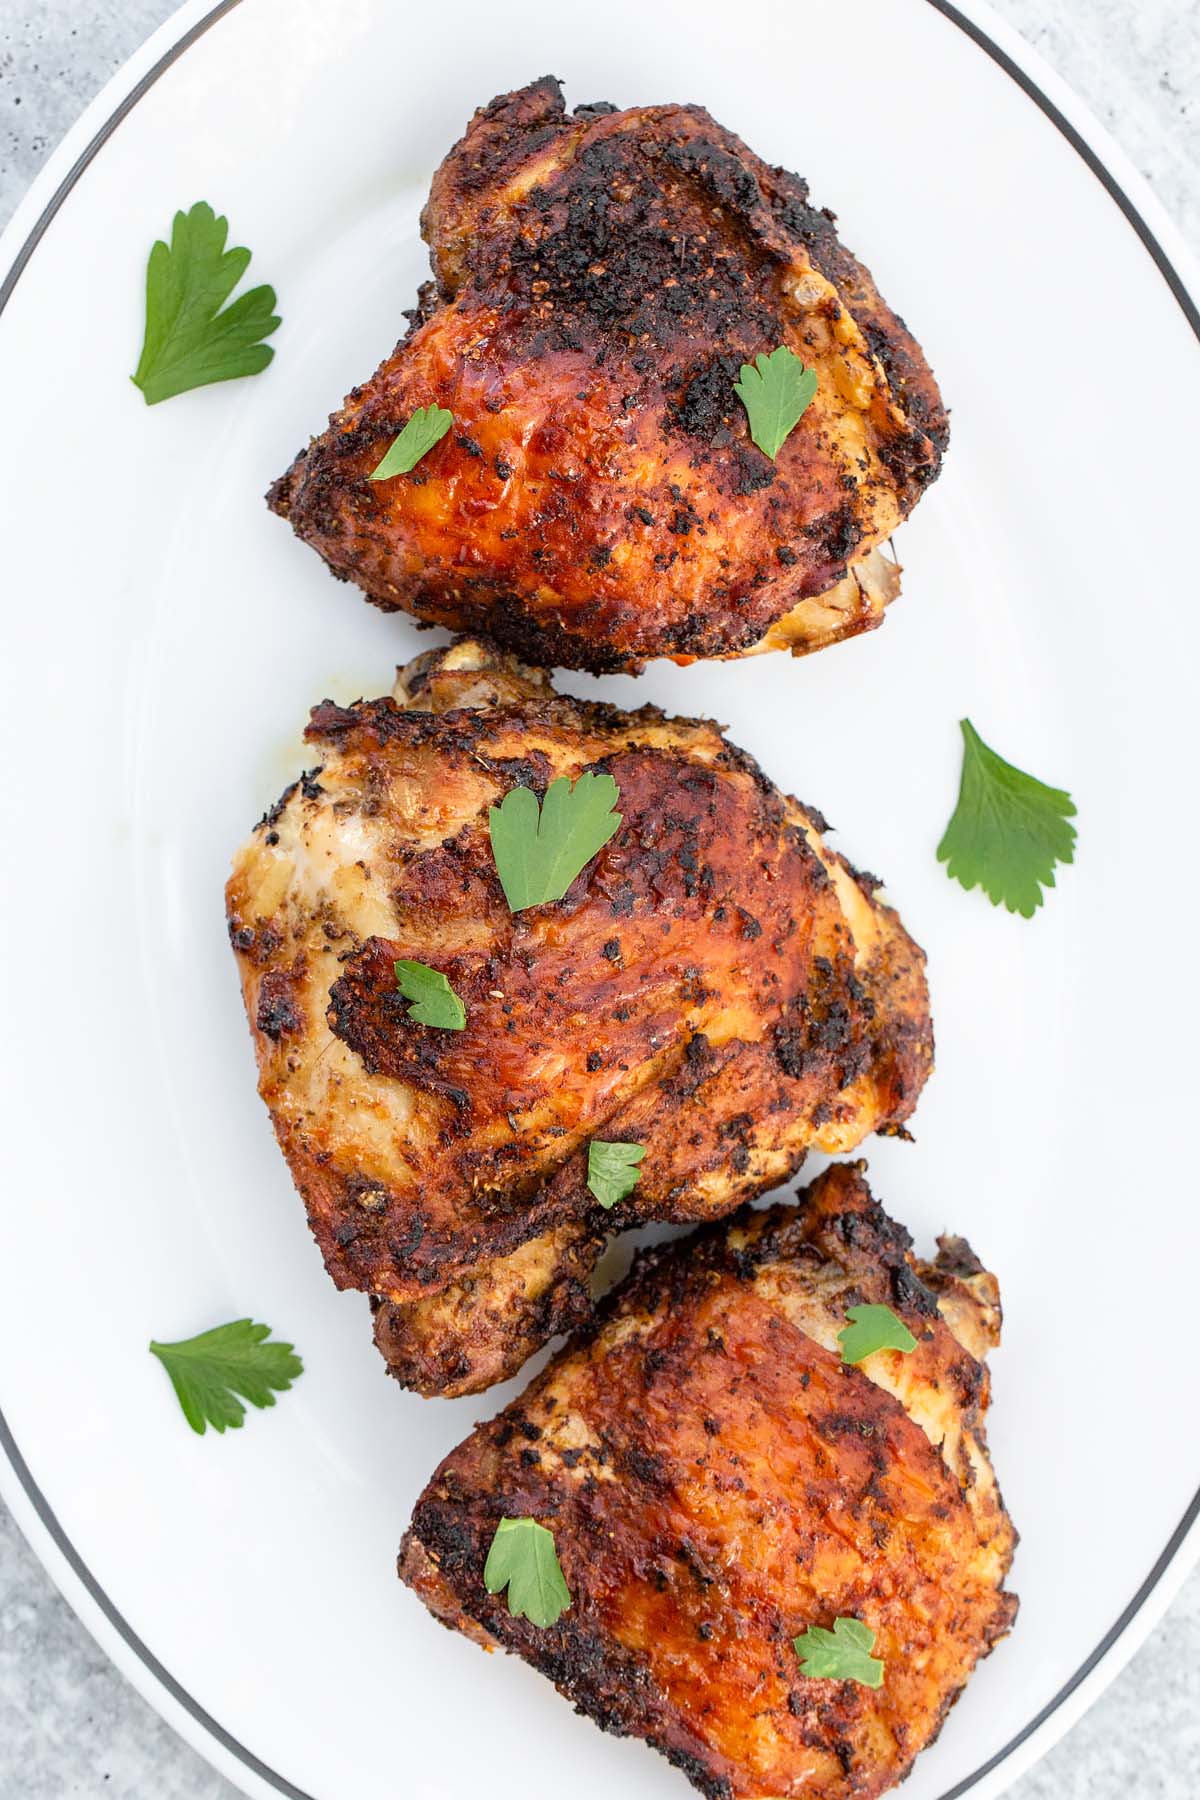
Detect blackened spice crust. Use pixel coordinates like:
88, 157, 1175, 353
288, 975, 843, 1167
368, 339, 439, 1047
398, 1163, 1016, 1800
269, 76, 947, 670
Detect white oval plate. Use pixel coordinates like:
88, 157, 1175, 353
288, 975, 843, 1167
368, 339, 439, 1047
1, 2, 1197, 1797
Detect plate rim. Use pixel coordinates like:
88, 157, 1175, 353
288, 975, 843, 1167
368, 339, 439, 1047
1, 3, 1197, 1797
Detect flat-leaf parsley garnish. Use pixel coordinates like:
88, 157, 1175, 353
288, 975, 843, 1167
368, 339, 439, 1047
149, 1319, 302, 1435
793, 1617, 884, 1688
733, 345, 817, 459
938, 719, 1077, 918
489, 772, 622, 911
132, 202, 280, 405
369, 405, 454, 480
484, 1517, 572, 1627
394, 959, 466, 1030
587, 1140, 646, 1210
838, 1304, 918, 1365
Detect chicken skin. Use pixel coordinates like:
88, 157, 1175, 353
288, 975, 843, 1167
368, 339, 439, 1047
400, 1163, 1017, 1800
269, 77, 945, 671
226, 639, 932, 1394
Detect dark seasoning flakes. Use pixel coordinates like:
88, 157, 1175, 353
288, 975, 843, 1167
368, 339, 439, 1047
269, 75, 947, 670
227, 65, 984, 1800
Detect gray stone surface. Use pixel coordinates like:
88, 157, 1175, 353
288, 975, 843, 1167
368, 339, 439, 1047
1, 2, 1197, 1796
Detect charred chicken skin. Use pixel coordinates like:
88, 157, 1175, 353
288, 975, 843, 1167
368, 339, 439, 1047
401, 1162, 1017, 1800
269, 77, 945, 671
226, 640, 932, 1395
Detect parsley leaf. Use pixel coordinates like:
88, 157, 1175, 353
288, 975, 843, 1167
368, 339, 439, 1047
793, 1617, 884, 1688
587, 1140, 646, 1210
132, 202, 280, 405
838, 1304, 918, 1365
369, 405, 454, 480
394, 959, 466, 1030
483, 1517, 572, 1627
148, 1319, 302, 1435
938, 719, 1077, 918
489, 773, 622, 911
733, 345, 818, 459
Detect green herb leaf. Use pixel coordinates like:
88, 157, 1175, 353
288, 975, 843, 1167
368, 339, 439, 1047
368, 405, 454, 480
733, 345, 818, 459
938, 719, 1077, 918
394, 959, 466, 1030
838, 1304, 918, 1365
793, 1616, 884, 1688
148, 1320, 302, 1436
587, 1140, 646, 1210
483, 1517, 572, 1627
131, 202, 280, 405
489, 773, 622, 912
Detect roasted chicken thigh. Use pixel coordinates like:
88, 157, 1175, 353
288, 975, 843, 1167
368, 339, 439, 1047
269, 78, 945, 671
401, 1162, 1017, 1800
226, 639, 932, 1394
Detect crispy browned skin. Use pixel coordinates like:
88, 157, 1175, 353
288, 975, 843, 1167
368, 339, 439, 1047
269, 77, 945, 671
371, 1220, 604, 1399
400, 1164, 1017, 1799
226, 640, 932, 1394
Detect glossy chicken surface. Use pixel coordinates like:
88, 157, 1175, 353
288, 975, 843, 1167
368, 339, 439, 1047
269, 77, 945, 671
226, 640, 932, 1394
401, 1163, 1017, 1799
371, 1219, 605, 1399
